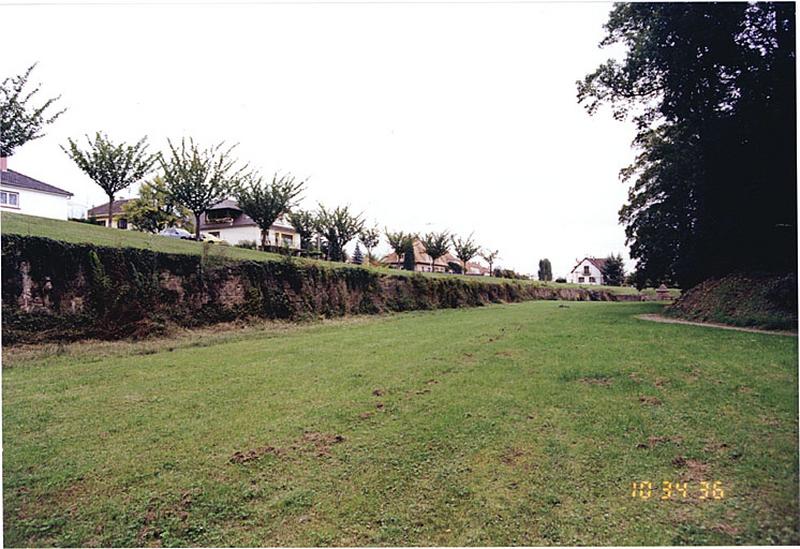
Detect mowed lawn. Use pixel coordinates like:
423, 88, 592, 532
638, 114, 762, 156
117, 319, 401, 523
3, 302, 797, 546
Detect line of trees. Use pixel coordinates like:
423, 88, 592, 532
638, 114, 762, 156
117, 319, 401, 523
2, 64, 519, 276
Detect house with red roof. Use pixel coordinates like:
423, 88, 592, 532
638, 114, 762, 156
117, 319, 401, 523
567, 257, 607, 285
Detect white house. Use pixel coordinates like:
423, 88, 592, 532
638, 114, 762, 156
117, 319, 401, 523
0, 158, 73, 220
199, 199, 300, 248
567, 257, 607, 285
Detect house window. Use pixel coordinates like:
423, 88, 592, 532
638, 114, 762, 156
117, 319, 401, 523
117, 218, 128, 229
583, 265, 590, 275
281, 234, 293, 247
578, 276, 585, 283
589, 277, 596, 283
1, 191, 19, 208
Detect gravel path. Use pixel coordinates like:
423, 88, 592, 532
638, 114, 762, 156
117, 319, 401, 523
636, 313, 797, 337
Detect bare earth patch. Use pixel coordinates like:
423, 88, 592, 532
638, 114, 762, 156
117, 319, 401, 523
636, 314, 797, 336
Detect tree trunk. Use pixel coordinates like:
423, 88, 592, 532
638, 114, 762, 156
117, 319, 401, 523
107, 194, 114, 228
261, 228, 268, 251
195, 213, 202, 241
431, 259, 435, 272
489, 260, 493, 276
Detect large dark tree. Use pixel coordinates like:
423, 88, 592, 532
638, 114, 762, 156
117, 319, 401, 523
579, 3, 796, 288
1, 63, 65, 157
63, 133, 157, 227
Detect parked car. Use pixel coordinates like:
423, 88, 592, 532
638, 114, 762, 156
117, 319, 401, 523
159, 227, 194, 240
200, 232, 225, 244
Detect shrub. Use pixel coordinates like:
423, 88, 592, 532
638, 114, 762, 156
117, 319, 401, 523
235, 240, 258, 250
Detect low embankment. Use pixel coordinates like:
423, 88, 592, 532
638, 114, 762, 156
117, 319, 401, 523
2, 235, 639, 344
665, 272, 797, 331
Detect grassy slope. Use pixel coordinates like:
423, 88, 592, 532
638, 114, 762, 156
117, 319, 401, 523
667, 273, 796, 330
3, 302, 797, 546
0, 211, 639, 294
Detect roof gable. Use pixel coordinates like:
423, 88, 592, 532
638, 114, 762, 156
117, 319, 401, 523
569, 257, 607, 274
0, 169, 72, 197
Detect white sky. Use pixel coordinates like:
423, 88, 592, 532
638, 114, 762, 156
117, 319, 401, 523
2, 0, 636, 278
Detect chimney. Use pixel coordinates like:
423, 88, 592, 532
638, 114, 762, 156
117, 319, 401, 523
0, 157, 7, 172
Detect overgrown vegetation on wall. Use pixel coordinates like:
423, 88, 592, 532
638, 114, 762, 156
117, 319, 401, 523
2, 235, 638, 344
665, 273, 797, 331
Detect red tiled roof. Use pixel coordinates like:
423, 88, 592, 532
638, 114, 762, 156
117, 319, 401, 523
87, 198, 135, 217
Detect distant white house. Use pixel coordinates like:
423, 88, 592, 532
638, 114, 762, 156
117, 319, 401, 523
199, 199, 300, 248
0, 158, 73, 220
567, 257, 607, 285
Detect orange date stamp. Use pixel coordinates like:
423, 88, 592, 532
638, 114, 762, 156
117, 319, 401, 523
631, 481, 725, 500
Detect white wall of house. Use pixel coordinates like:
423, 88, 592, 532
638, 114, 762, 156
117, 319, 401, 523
0, 186, 71, 220
205, 225, 299, 248
568, 259, 605, 285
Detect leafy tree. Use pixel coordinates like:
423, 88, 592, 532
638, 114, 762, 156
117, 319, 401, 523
287, 209, 317, 251
447, 261, 463, 274
451, 233, 479, 274
63, 133, 157, 227
1, 63, 65, 157
159, 138, 248, 241
315, 205, 364, 262
602, 253, 626, 286
537, 258, 553, 281
579, 3, 796, 287
358, 225, 381, 264
122, 176, 190, 233
234, 172, 305, 250
385, 230, 414, 265
402, 238, 416, 271
420, 231, 450, 272
480, 249, 499, 277
555, 277, 567, 284
352, 243, 364, 265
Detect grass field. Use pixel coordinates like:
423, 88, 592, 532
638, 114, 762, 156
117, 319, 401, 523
3, 301, 797, 546
0, 211, 641, 295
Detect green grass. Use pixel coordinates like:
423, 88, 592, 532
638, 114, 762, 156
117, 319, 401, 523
0, 211, 640, 294
3, 302, 797, 546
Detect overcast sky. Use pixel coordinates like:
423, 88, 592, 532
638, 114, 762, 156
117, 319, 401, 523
2, 0, 636, 278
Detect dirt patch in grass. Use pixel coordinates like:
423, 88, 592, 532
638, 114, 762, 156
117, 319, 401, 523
372, 389, 384, 397
703, 441, 730, 453
301, 432, 345, 456
637, 435, 683, 449
672, 456, 709, 481
138, 490, 196, 545
500, 447, 526, 466
639, 395, 663, 406
638, 395, 662, 405
580, 376, 613, 386
358, 411, 373, 420
230, 432, 345, 463
230, 446, 283, 464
